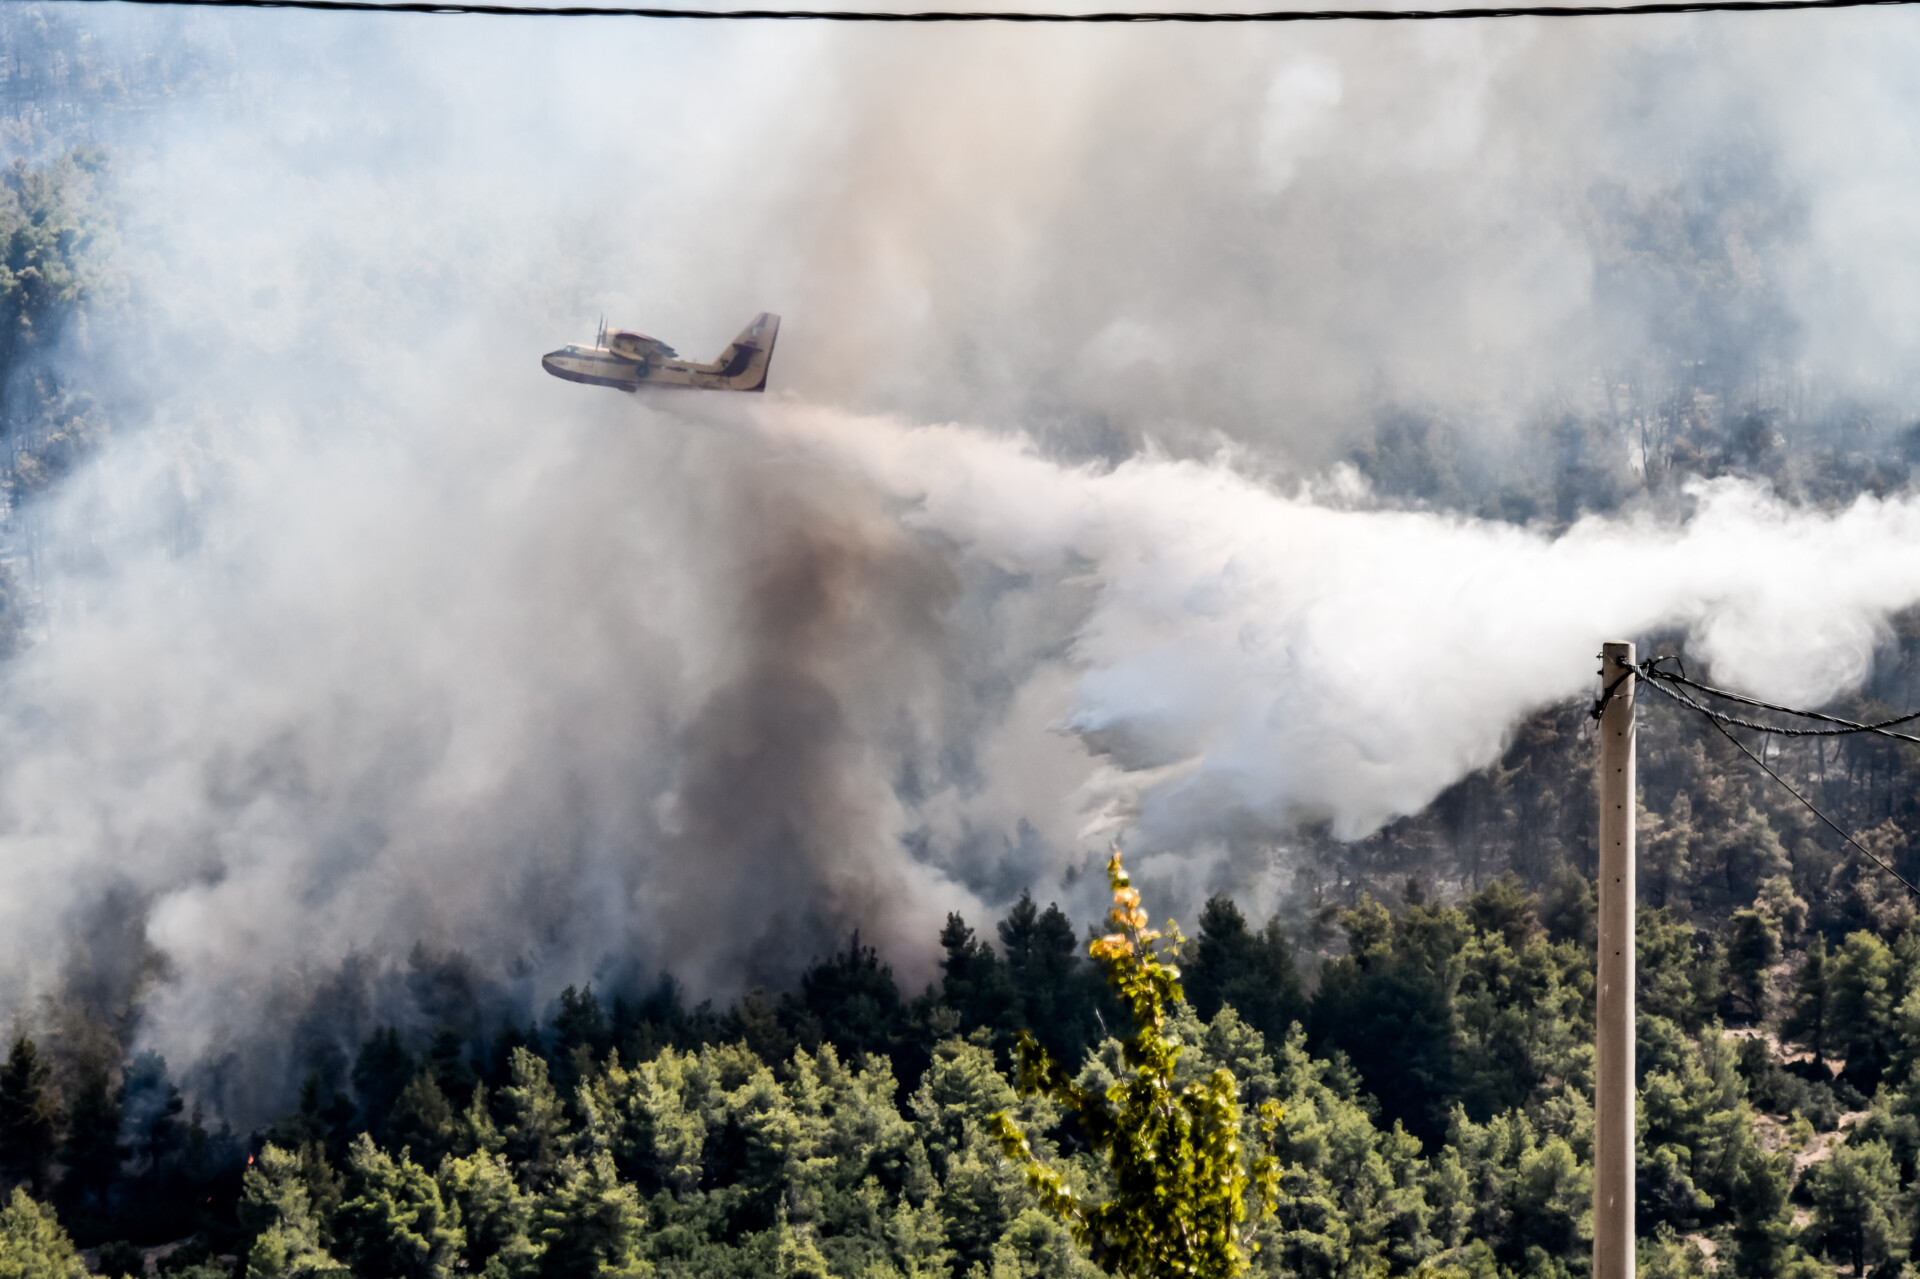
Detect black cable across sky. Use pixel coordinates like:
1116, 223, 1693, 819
1637, 661, 1920, 744
60, 0, 1920, 20
1634, 664, 1920, 900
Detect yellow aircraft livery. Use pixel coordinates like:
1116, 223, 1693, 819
542, 313, 779, 393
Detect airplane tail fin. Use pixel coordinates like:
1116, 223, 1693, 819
709, 312, 780, 392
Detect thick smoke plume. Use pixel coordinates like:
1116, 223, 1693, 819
776, 407, 1920, 837
5, 4, 1920, 1119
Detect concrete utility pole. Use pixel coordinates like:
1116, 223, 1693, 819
1595, 641, 1637, 1279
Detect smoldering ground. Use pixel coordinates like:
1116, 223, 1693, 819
8, 4, 1920, 1120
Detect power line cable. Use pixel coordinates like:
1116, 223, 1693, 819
53, 0, 1920, 20
1636, 661, 1920, 744
1635, 668, 1920, 900
1643, 660, 1920, 739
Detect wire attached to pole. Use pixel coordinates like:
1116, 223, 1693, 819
1589, 666, 1636, 722
1639, 659, 1920, 742
1635, 672, 1920, 901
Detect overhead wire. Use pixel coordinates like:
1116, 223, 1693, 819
1634, 662, 1920, 744
54, 0, 1920, 19
1642, 660, 1920, 740
1633, 664, 1920, 901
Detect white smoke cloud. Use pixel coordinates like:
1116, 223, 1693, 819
6, 2, 1920, 1114
773, 406, 1920, 841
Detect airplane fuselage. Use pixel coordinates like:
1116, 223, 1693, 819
541, 312, 779, 394
542, 345, 653, 391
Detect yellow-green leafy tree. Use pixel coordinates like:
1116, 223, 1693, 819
992, 851, 1282, 1279
0, 1186, 86, 1279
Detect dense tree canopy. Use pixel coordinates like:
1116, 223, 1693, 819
12, 844, 1920, 1279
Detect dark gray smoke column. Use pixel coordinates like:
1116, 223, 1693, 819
650, 449, 972, 992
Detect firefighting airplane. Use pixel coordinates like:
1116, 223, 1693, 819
541, 312, 779, 393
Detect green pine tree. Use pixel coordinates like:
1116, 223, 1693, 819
938, 913, 1022, 1045
1828, 932, 1898, 1091
238, 1143, 338, 1279
0, 1185, 86, 1278
437, 1151, 539, 1278
1782, 934, 1830, 1062
1187, 894, 1306, 1048
1803, 1139, 1899, 1277
530, 1151, 646, 1279
498, 1050, 569, 1193
1728, 1145, 1799, 1278
386, 1073, 461, 1170
58, 1057, 125, 1211
999, 892, 1099, 1066
354, 1028, 415, 1143
1725, 910, 1780, 1022
334, 1133, 465, 1279
0, 1037, 60, 1197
